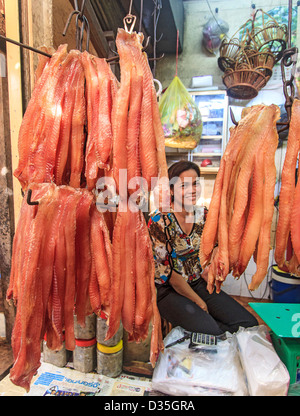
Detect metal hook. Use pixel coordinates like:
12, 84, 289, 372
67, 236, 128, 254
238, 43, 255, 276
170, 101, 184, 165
76, 13, 90, 52
229, 107, 238, 126
62, 10, 80, 37
62, 0, 90, 52
156, 33, 163, 43
123, 14, 137, 34
142, 36, 151, 52
149, 53, 164, 61
27, 189, 39, 206
108, 45, 119, 56
123, 0, 136, 33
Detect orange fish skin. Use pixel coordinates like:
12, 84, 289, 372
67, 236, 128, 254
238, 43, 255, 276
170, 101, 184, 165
234, 149, 264, 277
94, 57, 114, 170
228, 106, 276, 271
74, 190, 95, 326
275, 99, 300, 269
112, 30, 132, 194
206, 247, 218, 294
69, 57, 86, 188
90, 205, 113, 314
127, 66, 143, 194
9, 190, 57, 392
133, 211, 152, 341
200, 106, 264, 270
290, 172, 300, 270
32, 52, 77, 186
200, 161, 225, 268
14, 45, 68, 189
54, 60, 79, 186
249, 105, 280, 291
81, 51, 101, 190
121, 210, 137, 336
105, 208, 128, 340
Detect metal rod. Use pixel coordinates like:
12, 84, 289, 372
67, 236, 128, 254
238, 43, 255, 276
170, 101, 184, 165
128, 0, 134, 15
288, 0, 292, 49
139, 0, 144, 32
0, 34, 52, 58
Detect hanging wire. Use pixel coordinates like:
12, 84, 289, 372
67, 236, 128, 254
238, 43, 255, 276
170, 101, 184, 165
152, 0, 163, 77
139, 0, 144, 32
205, 0, 223, 33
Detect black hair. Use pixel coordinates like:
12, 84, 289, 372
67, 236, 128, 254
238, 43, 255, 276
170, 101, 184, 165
168, 161, 200, 202
168, 161, 200, 181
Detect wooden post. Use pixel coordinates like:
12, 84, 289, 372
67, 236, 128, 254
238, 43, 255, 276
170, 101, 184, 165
0, 0, 24, 342
4, 0, 23, 223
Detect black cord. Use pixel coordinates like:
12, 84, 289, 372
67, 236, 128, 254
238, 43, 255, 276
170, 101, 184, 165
205, 0, 223, 33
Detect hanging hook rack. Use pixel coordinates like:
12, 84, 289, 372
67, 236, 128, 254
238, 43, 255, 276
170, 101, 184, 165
63, 0, 90, 52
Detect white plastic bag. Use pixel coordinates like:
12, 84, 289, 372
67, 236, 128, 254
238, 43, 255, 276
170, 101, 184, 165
236, 325, 290, 396
152, 327, 247, 396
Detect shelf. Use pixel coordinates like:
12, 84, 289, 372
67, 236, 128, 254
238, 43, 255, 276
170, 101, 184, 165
201, 135, 223, 140
199, 167, 219, 174
202, 118, 224, 122
192, 153, 222, 157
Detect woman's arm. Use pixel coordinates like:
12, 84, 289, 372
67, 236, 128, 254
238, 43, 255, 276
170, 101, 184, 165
169, 271, 208, 313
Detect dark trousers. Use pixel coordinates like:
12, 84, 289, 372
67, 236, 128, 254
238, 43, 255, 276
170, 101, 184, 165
156, 278, 258, 336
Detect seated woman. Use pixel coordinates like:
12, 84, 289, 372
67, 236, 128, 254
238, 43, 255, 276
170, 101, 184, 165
148, 160, 258, 336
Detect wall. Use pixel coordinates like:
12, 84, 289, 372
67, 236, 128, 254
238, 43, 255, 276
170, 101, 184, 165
157, 0, 299, 299
156, 0, 300, 89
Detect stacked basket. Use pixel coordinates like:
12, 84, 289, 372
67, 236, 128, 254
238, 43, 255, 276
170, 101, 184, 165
218, 9, 288, 99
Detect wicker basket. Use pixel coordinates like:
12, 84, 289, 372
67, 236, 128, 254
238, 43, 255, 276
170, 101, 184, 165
222, 67, 270, 99
245, 49, 276, 76
218, 20, 253, 71
218, 37, 243, 71
249, 9, 288, 62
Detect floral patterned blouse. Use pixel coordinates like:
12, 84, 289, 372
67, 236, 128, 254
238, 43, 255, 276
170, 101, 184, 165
148, 208, 206, 285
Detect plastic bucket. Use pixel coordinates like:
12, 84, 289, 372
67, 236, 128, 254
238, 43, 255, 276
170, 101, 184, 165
270, 265, 300, 303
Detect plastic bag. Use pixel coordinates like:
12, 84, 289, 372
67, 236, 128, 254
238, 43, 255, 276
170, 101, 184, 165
159, 76, 203, 149
203, 16, 229, 53
152, 327, 248, 396
235, 326, 290, 396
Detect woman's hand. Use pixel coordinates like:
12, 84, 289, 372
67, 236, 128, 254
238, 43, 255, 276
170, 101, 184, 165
201, 267, 208, 282
195, 298, 208, 313
169, 271, 209, 313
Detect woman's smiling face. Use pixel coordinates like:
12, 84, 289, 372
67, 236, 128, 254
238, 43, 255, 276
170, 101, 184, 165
172, 169, 201, 210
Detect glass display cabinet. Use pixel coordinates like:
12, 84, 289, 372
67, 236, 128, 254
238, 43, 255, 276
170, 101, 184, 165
165, 90, 229, 175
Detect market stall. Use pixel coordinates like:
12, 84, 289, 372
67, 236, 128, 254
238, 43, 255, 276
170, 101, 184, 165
0, 0, 299, 398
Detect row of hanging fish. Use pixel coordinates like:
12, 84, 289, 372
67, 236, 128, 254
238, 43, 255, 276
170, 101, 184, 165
200, 104, 281, 293
8, 28, 167, 391
7, 184, 107, 391
275, 99, 300, 277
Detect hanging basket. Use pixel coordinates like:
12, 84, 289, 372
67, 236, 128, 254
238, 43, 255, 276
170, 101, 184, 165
218, 19, 253, 72
222, 67, 269, 100
218, 37, 243, 71
244, 49, 276, 77
249, 9, 288, 62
